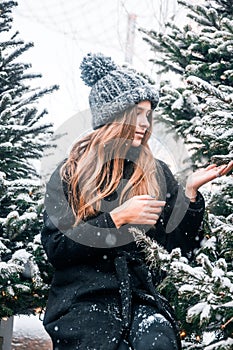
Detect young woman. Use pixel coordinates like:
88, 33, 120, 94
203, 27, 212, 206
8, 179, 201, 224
41, 53, 233, 350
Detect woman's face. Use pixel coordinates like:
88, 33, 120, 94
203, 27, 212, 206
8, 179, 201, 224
132, 100, 152, 147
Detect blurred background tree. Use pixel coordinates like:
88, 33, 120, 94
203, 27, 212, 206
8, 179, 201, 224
0, 0, 58, 318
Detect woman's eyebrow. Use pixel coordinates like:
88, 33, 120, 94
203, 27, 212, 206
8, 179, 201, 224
137, 106, 153, 113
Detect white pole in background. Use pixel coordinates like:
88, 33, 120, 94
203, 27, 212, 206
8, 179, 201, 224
0, 317, 14, 350
125, 13, 137, 64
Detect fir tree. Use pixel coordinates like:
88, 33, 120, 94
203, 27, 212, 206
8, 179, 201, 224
140, 0, 233, 348
0, 1, 58, 318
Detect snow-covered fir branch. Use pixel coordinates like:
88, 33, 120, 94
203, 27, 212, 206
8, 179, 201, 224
186, 76, 232, 103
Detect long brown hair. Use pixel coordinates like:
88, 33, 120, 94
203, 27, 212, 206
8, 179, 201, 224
61, 106, 160, 225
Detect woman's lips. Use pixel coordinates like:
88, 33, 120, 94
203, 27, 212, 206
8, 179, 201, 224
135, 132, 145, 138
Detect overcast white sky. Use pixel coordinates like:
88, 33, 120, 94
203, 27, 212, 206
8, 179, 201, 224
12, 0, 186, 129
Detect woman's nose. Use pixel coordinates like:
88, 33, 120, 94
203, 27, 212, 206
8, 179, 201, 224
138, 115, 150, 129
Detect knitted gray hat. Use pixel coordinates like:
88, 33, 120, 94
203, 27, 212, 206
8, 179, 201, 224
80, 52, 159, 129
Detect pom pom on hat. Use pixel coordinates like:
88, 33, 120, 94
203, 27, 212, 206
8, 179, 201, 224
80, 52, 117, 87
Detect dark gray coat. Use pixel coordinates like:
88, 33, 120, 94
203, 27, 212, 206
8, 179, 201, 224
41, 156, 205, 350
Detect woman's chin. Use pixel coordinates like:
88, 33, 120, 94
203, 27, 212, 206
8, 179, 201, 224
131, 140, 142, 147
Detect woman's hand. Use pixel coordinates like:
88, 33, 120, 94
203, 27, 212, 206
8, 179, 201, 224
110, 195, 166, 228
185, 160, 233, 201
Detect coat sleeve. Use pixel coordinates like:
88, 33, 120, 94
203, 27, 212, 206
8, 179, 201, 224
41, 161, 117, 269
156, 160, 205, 259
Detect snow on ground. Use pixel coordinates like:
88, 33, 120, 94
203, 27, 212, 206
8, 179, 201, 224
13, 314, 49, 338
12, 337, 52, 350
12, 314, 52, 350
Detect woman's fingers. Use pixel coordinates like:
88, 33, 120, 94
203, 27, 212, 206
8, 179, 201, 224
211, 162, 233, 178
188, 161, 233, 191
204, 161, 233, 176
205, 164, 217, 171
144, 213, 160, 220
110, 195, 167, 227
149, 200, 166, 207
142, 199, 166, 208
142, 214, 160, 225
142, 205, 163, 225
137, 197, 165, 213
148, 207, 163, 214
219, 160, 233, 176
